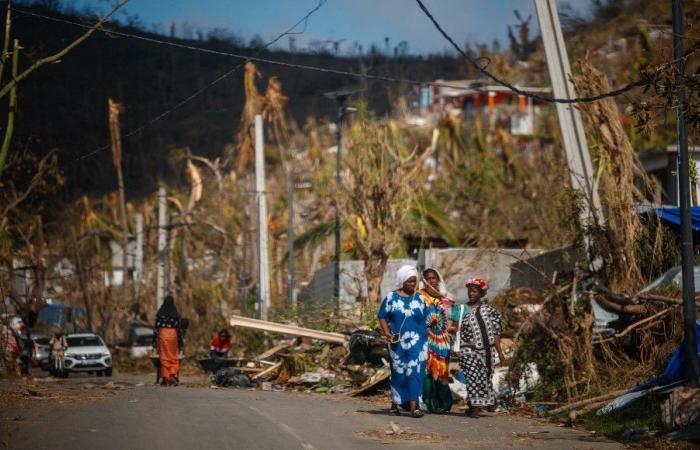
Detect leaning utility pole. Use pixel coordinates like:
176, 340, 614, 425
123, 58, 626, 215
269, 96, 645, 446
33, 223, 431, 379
156, 187, 167, 310
672, 0, 700, 387
255, 115, 271, 320
108, 98, 130, 306
534, 0, 603, 226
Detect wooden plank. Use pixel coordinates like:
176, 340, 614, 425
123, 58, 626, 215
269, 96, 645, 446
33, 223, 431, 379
229, 315, 348, 344
252, 361, 283, 380
348, 367, 390, 397
256, 341, 293, 361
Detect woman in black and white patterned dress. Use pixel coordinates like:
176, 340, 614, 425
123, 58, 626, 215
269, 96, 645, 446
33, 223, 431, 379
458, 277, 505, 418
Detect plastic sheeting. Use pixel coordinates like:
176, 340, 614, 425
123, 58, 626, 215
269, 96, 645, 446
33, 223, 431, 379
598, 321, 700, 415
652, 206, 700, 232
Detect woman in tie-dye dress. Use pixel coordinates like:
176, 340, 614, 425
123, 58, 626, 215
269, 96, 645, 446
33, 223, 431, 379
377, 265, 428, 418
419, 268, 454, 413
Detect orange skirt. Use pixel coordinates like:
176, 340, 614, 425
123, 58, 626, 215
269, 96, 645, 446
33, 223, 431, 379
158, 328, 180, 379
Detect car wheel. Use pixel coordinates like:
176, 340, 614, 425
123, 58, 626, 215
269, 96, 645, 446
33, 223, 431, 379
62, 371, 69, 378
105, 368, 113, 377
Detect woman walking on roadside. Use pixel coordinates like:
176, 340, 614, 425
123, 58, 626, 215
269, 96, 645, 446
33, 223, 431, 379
419, 268, 454, 413
153, 295, 184, 386
378, 265, 428, 418
459, 278, 505, 418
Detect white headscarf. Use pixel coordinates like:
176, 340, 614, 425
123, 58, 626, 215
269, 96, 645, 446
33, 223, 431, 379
396, 265, 418, 288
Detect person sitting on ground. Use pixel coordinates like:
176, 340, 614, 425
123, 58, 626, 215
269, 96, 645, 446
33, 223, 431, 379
153, 295, 184, 386
378, 265, 428, 418
49, 331, 68, 375
210, 329, 232, 359
459, 277, 505, 418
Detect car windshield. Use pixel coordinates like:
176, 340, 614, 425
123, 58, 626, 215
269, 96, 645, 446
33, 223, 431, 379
67, 336, 103, 347
34, 337, 50, 345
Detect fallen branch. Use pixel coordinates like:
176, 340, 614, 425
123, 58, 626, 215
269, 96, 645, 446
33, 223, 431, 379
636, 293, 700, 308
615, 307, 674, 338
547, 389, 628, 416
570, 400, 610, 419
593, 295, 648, 315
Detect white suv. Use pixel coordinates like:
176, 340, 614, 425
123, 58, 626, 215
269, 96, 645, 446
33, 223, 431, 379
64, 333, 113, 377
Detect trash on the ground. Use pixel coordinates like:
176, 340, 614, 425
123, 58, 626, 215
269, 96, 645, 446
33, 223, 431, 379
348, 365, 390, 397
661, 386, 700, 430
213, 367, 256, 388
348, 330, 388, 365
620, 427, 649, 441
386, 421, 402, 435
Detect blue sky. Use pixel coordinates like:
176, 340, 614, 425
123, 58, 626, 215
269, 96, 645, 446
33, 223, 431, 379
67, 0, 588, 55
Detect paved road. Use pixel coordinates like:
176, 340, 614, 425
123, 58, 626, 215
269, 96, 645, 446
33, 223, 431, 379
2, 374, 622, 450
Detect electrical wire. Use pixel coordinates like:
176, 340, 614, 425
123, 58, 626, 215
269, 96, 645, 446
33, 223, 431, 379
414, 0, 650, 104
10, 1, 330, 163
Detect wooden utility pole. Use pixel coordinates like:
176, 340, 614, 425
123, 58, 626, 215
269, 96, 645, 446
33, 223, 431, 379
254, 115, 271, 320
534, 0, 602, 226
156, 187, 167, 309
108, 98, 130, 307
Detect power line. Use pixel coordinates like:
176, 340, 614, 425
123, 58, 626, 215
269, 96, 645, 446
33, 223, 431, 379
413, 0, 650, 104
11, 1, 329, 163
12, 5, 496, 92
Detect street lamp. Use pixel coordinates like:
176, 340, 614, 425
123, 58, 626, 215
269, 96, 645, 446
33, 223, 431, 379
323, 88, 363, 317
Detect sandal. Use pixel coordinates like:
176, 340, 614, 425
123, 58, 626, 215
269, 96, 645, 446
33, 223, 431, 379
411, 409, 424, 418
389, 406, 401, 416
467, 406, 481, 418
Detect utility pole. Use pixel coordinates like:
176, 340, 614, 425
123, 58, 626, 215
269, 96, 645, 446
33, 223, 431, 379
134, 212, 143, 298
108, 98, 130, 306
323, 88, 362, 317
255, 114, 271, 320
240, 204, 249, 316
672, 0, 700, 387
534, 0, 603, 226
156, 187, 167, 310
287, 170, 295, 308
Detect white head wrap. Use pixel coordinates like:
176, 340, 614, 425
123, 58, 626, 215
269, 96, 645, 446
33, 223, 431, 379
396, 265, 418, 288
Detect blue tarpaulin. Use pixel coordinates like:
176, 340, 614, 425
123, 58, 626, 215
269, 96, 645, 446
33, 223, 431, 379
598, 321, 700, 415
652, 206, 700, 232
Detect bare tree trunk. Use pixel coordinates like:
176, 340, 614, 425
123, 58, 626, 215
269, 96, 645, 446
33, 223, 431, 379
364, 256, 388, 304
71, 230, 93, 332
108, 99, 130, 309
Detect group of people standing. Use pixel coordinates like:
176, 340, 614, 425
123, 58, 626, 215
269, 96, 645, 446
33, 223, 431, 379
377, 265, 504, 418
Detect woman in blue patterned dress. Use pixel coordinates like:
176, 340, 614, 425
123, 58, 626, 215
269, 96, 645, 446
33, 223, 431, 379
377, 265, 428, 418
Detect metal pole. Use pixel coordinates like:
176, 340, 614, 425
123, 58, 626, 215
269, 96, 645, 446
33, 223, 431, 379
534, 0, 603, 227
672, 0, 700, 387
255, 114, 271, 320
334, 98, 347, 317
156, 187, 167, 310
240, 204, 248, 316
287, 170, 295, 308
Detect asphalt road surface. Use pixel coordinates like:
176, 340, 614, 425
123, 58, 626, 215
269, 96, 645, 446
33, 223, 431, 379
2, 373, 622, 450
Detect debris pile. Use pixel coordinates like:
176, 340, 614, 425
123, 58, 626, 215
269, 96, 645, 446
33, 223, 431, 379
204, 315, 391, 396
